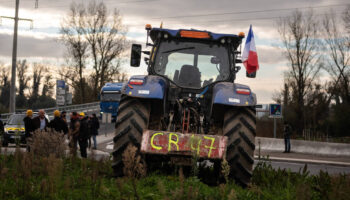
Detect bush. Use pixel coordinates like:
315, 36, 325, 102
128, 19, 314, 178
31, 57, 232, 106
27, 128, 66, 158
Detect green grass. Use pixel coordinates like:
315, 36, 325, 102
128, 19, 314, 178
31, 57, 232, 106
0, 150, 349, 200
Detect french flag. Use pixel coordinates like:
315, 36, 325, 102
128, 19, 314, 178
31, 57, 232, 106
242, 25, 259, 77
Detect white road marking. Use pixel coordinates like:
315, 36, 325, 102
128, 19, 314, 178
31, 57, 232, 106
254, 155, 350, 166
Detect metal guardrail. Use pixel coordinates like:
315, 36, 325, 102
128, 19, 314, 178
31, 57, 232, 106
0, 102, 100, 123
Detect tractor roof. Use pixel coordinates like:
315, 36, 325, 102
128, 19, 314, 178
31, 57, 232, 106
101, 82, 124, 92
150, 28, 244, 43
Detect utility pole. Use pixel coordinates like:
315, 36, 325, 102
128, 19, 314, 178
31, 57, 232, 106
1, 0, 33, 113
9, 0, 20, 113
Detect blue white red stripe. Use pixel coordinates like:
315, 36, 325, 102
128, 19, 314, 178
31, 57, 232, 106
242, 25, 259, 75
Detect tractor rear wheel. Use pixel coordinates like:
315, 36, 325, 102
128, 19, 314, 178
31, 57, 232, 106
223, 107, 256, 186
112, 97, 150, 176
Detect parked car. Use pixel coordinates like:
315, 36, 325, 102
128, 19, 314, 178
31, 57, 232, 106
1, 113, 49, 147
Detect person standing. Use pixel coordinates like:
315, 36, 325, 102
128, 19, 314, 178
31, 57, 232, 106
32, 109, 48, 131
78, 112, 89, 158
0, 114, 4, 134
0, 114, 4, 142
283, 121, 292, 153
23, 110, 34, 151
49, 110, 68, 134
23, 110, 34, 137
61, 111, 67, 124
89, 113, 100, 150
69, 112, 80, 156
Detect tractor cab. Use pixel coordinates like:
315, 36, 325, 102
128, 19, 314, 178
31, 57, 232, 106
131, 26, 246, 90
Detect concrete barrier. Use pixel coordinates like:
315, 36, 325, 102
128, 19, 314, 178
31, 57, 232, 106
255, 137, 350, 156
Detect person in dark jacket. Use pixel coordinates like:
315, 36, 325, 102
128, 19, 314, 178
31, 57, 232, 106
61, 111, 67, 124
283, 121, 292, 153
69, 112, 80, 156
23, 110, 34, 138
23, 110, 34, 152
0, 114, 4, 144
48, 110, 68, 134
0, 114, 4, 136
32, 109, 49, 131
78, 112, 89, 158
89, 113, 100, 149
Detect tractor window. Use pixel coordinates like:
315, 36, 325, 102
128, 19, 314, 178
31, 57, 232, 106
101, 93, 121, 102
154, 40, 230, 89
164, 53, 194, 82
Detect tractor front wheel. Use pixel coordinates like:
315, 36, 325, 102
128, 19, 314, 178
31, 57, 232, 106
112, 98, 150, 176
223, 107, 256, 186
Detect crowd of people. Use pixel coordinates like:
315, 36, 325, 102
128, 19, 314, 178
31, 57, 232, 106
23, 109, 100, 158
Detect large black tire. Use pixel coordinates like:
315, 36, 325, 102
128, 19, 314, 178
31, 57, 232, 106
223, 107, 256, 186
112, 98, 150, 176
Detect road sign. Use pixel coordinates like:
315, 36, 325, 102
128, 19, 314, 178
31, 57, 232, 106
66, 93, 72, 105
269, 104, 282, 118
57, 80, 65, 88
56, 80, 66, 106
57, 88, 65, 95
56, 96, 65, 106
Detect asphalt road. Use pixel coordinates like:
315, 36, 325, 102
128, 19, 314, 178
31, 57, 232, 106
257, 160, 350, 175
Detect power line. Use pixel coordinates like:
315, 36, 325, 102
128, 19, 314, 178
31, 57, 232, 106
33, 0, 159, 9
152, 3, 349, 20
0, 0, 160, 8
125, 10, 345, 28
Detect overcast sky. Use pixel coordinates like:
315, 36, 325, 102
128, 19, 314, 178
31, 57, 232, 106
0, 0, 348, 103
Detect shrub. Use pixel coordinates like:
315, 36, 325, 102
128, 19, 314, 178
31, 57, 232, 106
27, 128, 66, 158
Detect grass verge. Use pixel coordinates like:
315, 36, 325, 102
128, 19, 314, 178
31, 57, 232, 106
0, 149, 350, 199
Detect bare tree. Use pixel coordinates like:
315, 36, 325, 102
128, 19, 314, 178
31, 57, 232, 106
16, 60, 30, 97
277, 10, 321, 133
60, 1, 127, 102
344, 5, 350, 33
42, 74, 54, 97
115, 72, 128, 82
82, 1, 127, 96
321, 10, 350, 105
16, 60, 31, 107
29, 63, 44, 101
0, 65, 10, 107
60, 3, 89, 103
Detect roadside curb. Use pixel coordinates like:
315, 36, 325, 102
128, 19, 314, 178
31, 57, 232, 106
256, 137, 350, 157
254, 155, 350, 167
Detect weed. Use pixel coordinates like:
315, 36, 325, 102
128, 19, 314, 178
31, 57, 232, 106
122, 144, 146, 200
221, 158, 230, 183
227, 188, 237, 200
28, 128, 66, 158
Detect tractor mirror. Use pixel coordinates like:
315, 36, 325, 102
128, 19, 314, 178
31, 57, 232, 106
130, 44, 142, 67
210, 56, 221, 64
246, 71, 256, 78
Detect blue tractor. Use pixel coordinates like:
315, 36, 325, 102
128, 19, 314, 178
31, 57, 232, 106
113, 25, 257, 186
100, 82, 124, 121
